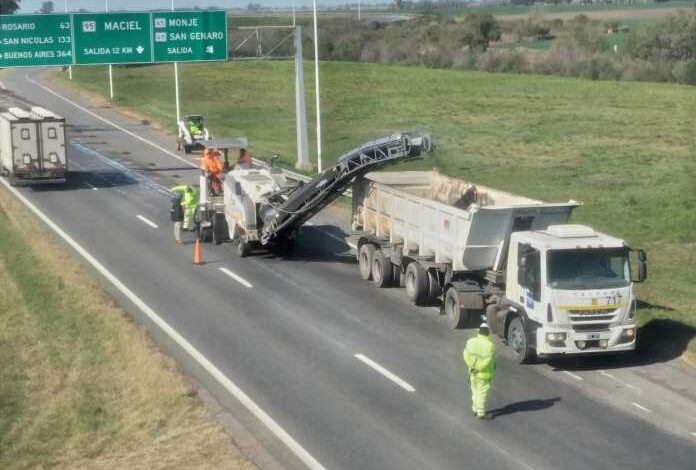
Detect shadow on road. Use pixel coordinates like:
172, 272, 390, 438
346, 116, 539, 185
488, 397, 561, 418
29, 170, 138, 192
547, 318, 695, 372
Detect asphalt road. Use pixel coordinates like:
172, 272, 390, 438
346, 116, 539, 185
2, 68, 695, 470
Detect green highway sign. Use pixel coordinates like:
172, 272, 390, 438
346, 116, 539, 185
72, 12, 152, 65
0, 14, 73, 67
0, 10, 228, 67
152, 11, 228, 63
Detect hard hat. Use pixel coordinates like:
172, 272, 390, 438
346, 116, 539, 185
479, 322, 490, 335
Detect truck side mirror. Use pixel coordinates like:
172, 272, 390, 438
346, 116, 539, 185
234, 182, 242, 196
517, 247, 529, 286
631, 249, 647, 283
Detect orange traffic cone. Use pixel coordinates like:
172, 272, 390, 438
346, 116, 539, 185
194, 237, 202, 265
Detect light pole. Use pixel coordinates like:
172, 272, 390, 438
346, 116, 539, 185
312, 0, 322, 172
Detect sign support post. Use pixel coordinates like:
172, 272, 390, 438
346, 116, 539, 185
312, 0, 322, 173
105, 0, 114, 100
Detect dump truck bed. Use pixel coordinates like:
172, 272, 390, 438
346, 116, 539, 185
352, 171, 579, 272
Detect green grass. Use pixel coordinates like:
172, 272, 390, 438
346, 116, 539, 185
55, 61, 696, 361
0, 190, 253, 469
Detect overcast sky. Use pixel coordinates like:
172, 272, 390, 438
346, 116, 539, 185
18, 0, 373, 12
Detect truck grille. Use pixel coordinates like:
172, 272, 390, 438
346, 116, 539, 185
573, 324, 610, 332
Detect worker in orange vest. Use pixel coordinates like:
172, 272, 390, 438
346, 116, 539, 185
201, 148, 224, 195
237, 148, 253, 169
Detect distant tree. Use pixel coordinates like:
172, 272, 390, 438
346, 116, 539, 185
39, 1, 54, 13
246, 3, 261, 11
458, 13, 502, 52
394, 0, 404, 10
0, 0, 21, 14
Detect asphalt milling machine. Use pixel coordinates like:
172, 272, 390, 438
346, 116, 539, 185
197, 132, 433, 257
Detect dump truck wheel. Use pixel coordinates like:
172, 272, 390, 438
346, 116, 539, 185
427, 270, 442, 303
507, 317, 536, 364
444, 287, 467, 329
359, 244, 376, 281
405, 262, 428, 305
371, 250, 393, 288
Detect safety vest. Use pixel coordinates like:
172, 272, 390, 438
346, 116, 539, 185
171, 185, 199, 209
463, 334, 496, 380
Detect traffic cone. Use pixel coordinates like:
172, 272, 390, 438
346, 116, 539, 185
194, 237, 202, 265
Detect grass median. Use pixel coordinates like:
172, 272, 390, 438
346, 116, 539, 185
0, 188, 255, 469
54, 61, 696, 363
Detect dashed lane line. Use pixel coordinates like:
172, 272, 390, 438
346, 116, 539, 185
562, 370, 583, 381
136, 215, 159, 229
219, 267, 254, 289
632, 402, 652, 413
354, 353, 416, 393
598, 370, 640, 391
0, 176, 327, 470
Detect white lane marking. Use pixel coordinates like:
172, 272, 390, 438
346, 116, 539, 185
599, 370, 640, 391
0, 177, 327, 470
691, 432, 696, 437
562, 370, 583, 381
632, 402, 652, 413
354, 353, 416, 393
0, 80, 6, 89
136, 215, 159, 229
25, 75, 198, 170
219, 267, 254, 289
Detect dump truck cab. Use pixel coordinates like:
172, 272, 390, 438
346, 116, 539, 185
502, 225, 646, 361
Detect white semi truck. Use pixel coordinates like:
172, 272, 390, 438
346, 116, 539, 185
352, 171, 646, 363
0, 106, 68, 185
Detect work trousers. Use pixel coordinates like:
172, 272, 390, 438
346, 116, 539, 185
183, 207, 195, 230
174, 221, 183, 244
470, 375, 492, 417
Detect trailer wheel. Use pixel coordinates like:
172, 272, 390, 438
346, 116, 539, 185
371, 250, 393, 288
359, 244, 376, 281
507, 317, 536, 364
392, 264, 404, 287
405, 262, 428, 305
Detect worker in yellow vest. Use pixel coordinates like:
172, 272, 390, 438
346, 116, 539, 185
463, 322, 496, 419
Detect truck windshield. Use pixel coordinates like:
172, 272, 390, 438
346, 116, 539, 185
547, 248, 630, 290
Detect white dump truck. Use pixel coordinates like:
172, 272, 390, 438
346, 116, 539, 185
0, 106, 67, 185
352, 171, 647, 362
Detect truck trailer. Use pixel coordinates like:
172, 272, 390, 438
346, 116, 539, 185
352, 171, 646, 363
0, 106, 68, 185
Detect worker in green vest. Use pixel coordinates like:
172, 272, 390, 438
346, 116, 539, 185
188, 120, 201, 137
171, 184, 199, 233
463, 322, 496, 419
